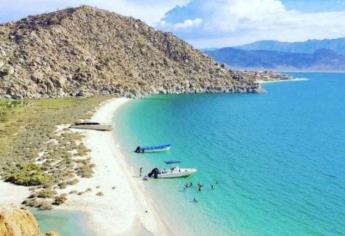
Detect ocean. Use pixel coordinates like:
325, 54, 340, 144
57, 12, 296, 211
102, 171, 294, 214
115, 72, 345, 236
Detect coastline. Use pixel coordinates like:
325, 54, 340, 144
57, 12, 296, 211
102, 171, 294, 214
257, 78, 309, 84
0, 97, 172, 235
56, 97, 172, 236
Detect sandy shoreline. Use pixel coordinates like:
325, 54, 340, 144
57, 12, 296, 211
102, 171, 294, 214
54, 98, 170, 236
0, 97, 172, 236
57, 97, 172, 236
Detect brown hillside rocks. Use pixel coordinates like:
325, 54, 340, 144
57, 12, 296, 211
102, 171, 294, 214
0, 205, 40, 236
0, 6, 261, 98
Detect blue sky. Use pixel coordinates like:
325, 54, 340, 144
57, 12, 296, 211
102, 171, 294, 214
1, 0, 345, 48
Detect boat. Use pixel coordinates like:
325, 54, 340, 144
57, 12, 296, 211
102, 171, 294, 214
134, 144, 171, 153
70, 122, 112, 131
164, 160, 181, 165
147, 166, 197, 179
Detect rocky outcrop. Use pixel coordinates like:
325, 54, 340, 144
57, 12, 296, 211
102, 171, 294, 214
0, 6, 260, 98
45, 231, 60, 236
0, 205, 40, 236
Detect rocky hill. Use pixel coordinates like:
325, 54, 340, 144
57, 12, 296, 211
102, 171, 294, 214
0, 205, 40, 236
0, 6, 260, 98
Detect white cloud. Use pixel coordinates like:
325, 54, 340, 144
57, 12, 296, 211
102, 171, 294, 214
159, 0, 345, 48
161, 18, 202, 29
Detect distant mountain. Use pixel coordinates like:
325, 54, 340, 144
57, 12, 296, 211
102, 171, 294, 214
237, 38, 345, 55
205, 48, 345, 71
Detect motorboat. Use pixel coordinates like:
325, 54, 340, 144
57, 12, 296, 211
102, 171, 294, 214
135, 144, 171, 153
164, 160, 181, 164
148, 166, 197, 179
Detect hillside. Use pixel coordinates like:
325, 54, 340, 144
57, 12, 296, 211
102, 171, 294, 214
236, 38, 345, 55
0, 6, 259, 99
205, 47, 345, 71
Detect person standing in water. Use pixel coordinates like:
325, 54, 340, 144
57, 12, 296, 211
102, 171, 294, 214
139, 167, 143, 177
197, 182, 203, 192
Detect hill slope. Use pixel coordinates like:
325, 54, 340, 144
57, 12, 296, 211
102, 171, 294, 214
237, 38, 345, 55
0, 6, 259, 98
205, 47, 345, 71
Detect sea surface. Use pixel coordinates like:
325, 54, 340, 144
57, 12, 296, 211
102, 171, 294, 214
115, 72, 345, 236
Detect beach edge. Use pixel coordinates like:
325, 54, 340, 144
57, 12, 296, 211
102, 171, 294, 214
59, 97, 172, 236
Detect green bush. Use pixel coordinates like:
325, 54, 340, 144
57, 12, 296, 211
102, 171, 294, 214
5, 163, 51, 186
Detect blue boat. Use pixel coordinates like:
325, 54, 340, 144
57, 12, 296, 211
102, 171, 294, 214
135, 144, 171, 153
164, 160, 181, 164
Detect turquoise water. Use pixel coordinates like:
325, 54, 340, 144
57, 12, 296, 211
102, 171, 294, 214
32, 209, 92, 236
115, 72, 345, 236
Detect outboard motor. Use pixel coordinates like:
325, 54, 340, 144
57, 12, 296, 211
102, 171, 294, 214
135, 146, 141, 153
148, 168, 160, 179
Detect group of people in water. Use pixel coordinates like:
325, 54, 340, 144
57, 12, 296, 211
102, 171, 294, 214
183, 181, 219, 203
139, 166, 218, 204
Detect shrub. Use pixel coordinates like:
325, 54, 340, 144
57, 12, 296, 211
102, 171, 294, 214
52, 195, 67, 205
5, 163, 51, 186
58, 182, 67, 189
36, 188, 57, 198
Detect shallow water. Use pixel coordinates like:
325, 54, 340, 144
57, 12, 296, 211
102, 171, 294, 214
32, 209, 92, 236
115, 72, 345, 235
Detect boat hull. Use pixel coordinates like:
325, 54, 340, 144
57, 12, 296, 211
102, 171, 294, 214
135, 144, 171, 153
70, 124, 112, 131
157, 168, 197, 178
143, 146, 171, 153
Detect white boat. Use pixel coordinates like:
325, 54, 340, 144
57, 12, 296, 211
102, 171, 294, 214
148, 166, 197, 178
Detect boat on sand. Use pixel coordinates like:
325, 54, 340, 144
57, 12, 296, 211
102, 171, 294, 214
147, 166, 197, 179
70, 121, 112, 131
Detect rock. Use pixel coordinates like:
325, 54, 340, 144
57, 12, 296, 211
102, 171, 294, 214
45, 231, 60, 236
0, 64, 14, 76
76, 90, 84, 97
38, 200, 53, 210
0, 205, 40, 236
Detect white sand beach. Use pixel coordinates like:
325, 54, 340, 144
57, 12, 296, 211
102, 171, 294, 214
57, 97, 172, 236
0, 97, 172, 236
0, 182, 30, 205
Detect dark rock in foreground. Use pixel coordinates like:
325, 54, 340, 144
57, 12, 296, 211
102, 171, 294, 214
0, 6, 261, 98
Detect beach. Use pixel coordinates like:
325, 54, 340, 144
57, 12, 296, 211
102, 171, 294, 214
56, 97, 172, 235
0, 97, 172, 236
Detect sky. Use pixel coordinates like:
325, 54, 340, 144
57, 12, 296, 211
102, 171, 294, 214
1, 0, 345, 48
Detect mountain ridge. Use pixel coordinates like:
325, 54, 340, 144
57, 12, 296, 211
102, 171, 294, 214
236, 38, 345, 55
205, 47, 345, 71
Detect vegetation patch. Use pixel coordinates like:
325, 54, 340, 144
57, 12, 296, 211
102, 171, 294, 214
4, 163, 51, 186
0, 96, 108, 209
